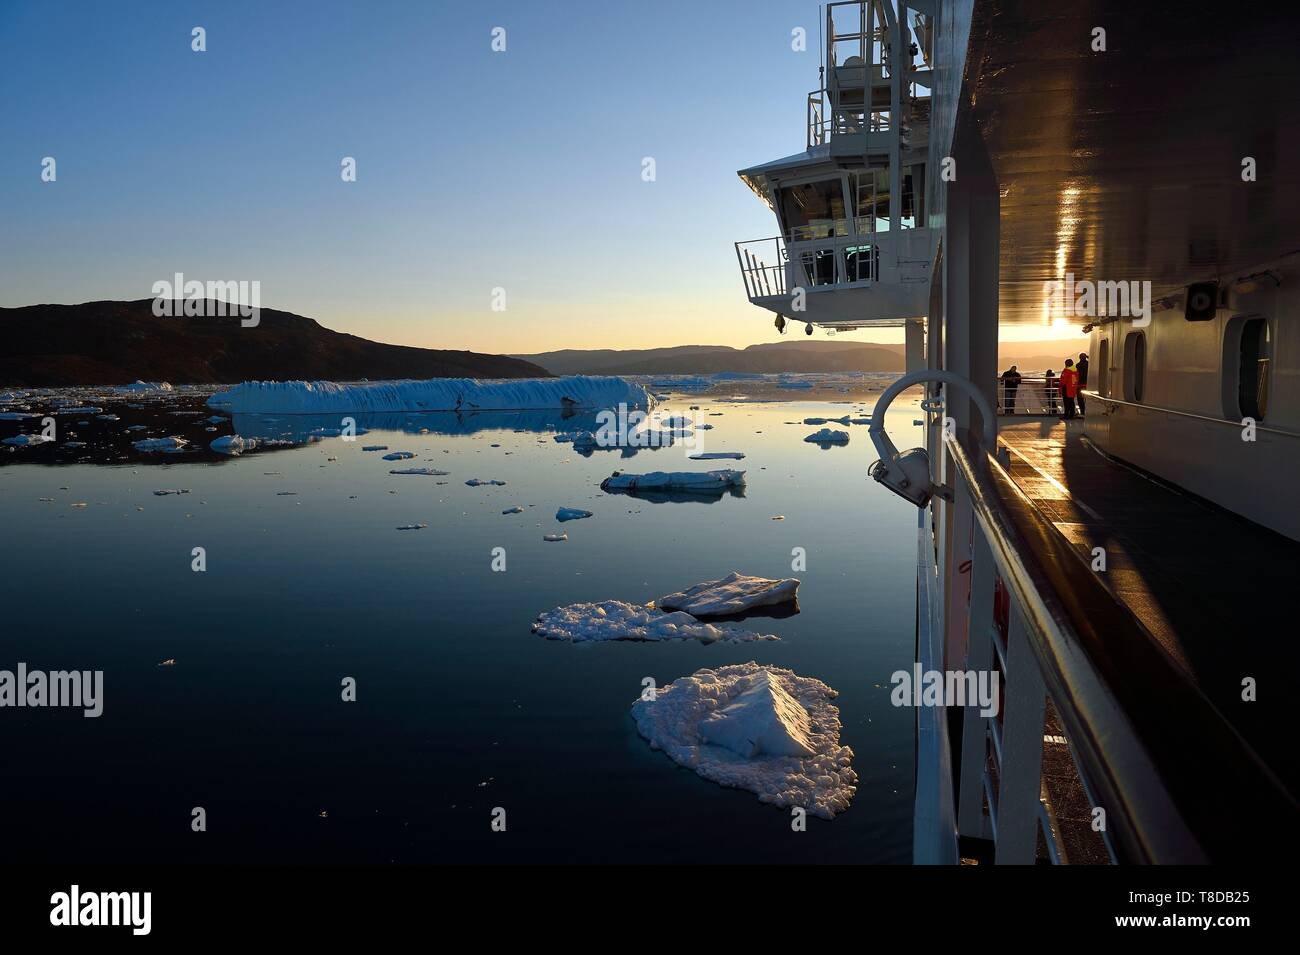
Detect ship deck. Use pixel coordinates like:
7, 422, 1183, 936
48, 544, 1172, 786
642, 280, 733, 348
996, 415, 1297, 795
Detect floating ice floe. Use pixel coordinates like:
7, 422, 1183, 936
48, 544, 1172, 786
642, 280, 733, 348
0, 412, 35, 420
54, 406, 102, 414
532, 600, 775, 644
466, 478, 507, 486
211, 435, 254, 455
362, 445, 389, 452
600, 469, 745, 494
389, 467, 450, 476
804, 428, 849, 444
543, 532, 567, 542
382, 451, 415, 461
133, 436, 189, 452
656, 572, 799, 618
502, 506, 525, 514
395, 523, 428, 530
205, 415, 227, 424
2, 434, 53, 446
153, 489, 191, 496
631, 662, 856, 819
120, 381, 173, 392
556, 507, 592, 522
688, 451, 745, 460
207, 375, 653, 414
804, 416, 851, 426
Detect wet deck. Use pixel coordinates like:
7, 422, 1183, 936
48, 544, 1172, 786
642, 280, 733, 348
997, 416, 1297, 795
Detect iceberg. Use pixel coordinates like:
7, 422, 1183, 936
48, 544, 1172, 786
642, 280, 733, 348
556, 507, 592, 522
599, 469, 745, 494
698, 670, 815, 758
119, 381, 174, 392
207, 375, 653, 414
532, 601, 776, 644
804, 428, 849, 444
656, 572, 799, 618
631, 662, 857, 819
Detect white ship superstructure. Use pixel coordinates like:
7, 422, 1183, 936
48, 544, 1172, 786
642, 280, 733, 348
737, 0, 1299, 863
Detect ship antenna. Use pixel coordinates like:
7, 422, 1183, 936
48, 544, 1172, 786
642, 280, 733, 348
819, 5, 825, 85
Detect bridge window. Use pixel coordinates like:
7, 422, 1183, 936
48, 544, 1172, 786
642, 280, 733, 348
1122, 331, 1145, 403
779, 178, 848, 240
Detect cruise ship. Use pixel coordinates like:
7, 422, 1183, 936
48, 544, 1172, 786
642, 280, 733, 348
736, 0, 1299, 863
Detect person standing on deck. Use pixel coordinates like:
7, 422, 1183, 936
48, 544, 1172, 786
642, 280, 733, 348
1076, 352, 1089, 415
1044, 369, 1058, 415
1000, 365, 1022, 414
1060, 359, 1079, 420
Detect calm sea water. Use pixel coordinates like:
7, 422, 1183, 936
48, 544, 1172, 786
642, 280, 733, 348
0, 385, 923, 863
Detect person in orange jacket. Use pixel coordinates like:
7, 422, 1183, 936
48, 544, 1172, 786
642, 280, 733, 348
1060, 359, 1080, 420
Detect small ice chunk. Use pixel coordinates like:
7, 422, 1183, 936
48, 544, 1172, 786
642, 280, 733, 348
556, 507, 592, 522
502, 506, 525, 514
466, 478, 507, 486
804, 428, 849, 444
2, 434, 53, 446
542, 532, 567, 542
211, 434, 256, 455
804, 415, 850, 425
656, 572, 799, 618
362, 445, 389, 452
382, 451, 415, 461
133, 436, 189, 452
396, 523, 428, 530
389, 467, 450, 476
687, 452, 745, 460
153, 489, 191, 496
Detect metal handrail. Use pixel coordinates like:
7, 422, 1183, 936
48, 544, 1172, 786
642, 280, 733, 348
1088, 391, 1298, 439
946, 431, 1297, 862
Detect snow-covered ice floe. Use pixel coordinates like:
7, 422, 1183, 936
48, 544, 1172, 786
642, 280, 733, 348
556, 507, 592, 522
599, 469, 745, 494
688, 451, 745, 460
631, 663, 856, 819
656, 572, 799, 618
207, 375, 653, 414
132, 436, 189, 452
532, 601, 776, 644
804, 428, 849, 444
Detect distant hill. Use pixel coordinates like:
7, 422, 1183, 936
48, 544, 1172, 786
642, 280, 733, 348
0, 300, 550, 387
516, 338, 1088, 376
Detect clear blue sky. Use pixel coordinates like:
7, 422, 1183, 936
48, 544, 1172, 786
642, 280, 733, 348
1, 0, 860, 353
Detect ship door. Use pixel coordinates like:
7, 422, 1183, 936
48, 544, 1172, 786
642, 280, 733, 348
1097, 338, 1110, 397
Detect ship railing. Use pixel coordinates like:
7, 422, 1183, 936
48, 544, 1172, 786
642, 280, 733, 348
807, 90, 828, 148
734, 236, 789, 300
927, 427, 1295, 863
995, 376, 1071, 416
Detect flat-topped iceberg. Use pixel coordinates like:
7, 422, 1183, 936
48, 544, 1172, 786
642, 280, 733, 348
631, 662, 857, 819
600, 469, 745, 494
207, 375, 653, 414
532, 600, 775, 644
805, 428, 849, 444
656, 572, 799, 618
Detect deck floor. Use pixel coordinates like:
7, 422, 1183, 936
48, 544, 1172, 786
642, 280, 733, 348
997, 415, 1297, 794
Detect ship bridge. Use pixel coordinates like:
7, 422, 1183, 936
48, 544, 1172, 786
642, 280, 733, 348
735, 0, 936, 336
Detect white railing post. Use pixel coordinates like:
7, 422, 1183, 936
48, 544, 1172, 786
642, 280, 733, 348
958, 521, 995, 839
995, 604, 1047, 864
